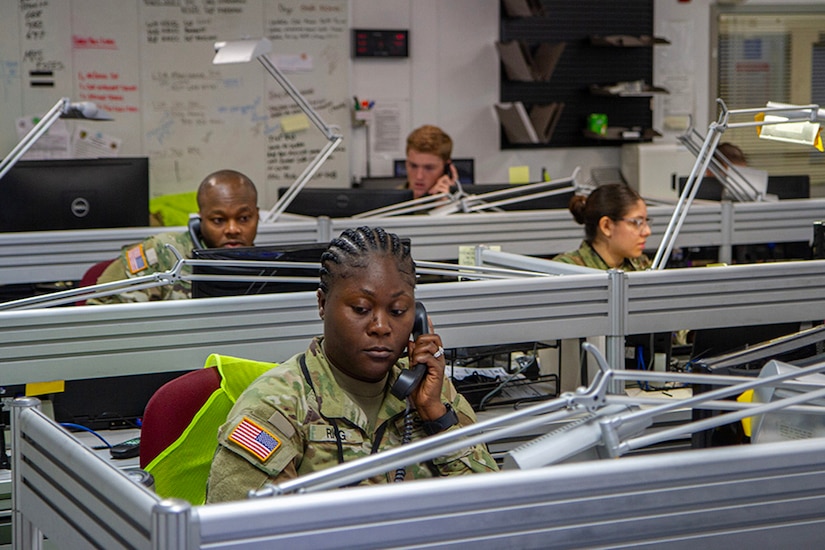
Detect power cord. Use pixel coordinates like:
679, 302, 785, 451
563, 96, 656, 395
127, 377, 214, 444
60, 422, 113, 450
394, 399, 414, 482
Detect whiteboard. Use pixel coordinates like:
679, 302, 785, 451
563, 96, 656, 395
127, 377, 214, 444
0, 0, 351, 210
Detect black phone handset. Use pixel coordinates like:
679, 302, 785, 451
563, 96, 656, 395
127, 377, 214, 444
188, 216, 205, 248
390, 301, 429, 400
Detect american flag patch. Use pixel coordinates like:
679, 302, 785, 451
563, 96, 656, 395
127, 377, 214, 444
126, 244, 148, 274
229, 417, 281, 462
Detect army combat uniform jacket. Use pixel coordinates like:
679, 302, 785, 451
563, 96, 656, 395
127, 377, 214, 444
206, 336, 499, 502
87, 231, 195, 304
553, 240, 651, 271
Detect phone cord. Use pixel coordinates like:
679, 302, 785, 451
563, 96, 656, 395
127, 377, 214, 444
394, 400, 414, 482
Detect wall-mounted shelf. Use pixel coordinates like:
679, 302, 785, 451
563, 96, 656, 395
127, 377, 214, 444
589, 35, 670, 47
589, 82, 669, 97
498, 0, 663, 150
584, 127, 662, 142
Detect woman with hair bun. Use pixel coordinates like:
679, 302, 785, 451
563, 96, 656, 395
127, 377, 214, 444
553, 183, 652, 271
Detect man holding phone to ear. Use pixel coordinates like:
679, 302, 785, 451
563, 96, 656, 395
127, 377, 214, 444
87, 169, 259, 304
404, 125, 459, 199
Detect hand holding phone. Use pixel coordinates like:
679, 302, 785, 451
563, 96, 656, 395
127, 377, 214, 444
390, 302, 430, 399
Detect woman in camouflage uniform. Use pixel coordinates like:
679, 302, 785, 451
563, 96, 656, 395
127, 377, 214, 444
553, 183, 652, 271
206, 226, 498, 502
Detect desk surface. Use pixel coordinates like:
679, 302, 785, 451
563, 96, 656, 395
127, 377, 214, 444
1, 427, 140, 496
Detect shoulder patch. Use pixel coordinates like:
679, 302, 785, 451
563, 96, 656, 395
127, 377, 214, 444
126, 244, 149, 274
228, 416, 282, 462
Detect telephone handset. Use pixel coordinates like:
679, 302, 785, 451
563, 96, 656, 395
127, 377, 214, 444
443, 161, 453, 178
188, 216, 206, 248
390, 301, 430, 400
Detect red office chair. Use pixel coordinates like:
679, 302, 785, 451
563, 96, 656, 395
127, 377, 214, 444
75, 258, 116, 306
139, 367, 222, 468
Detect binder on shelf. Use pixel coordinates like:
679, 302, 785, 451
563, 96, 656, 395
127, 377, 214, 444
495, 101, 564, 145
496, 41, 566, 82
501, 0, 545, 17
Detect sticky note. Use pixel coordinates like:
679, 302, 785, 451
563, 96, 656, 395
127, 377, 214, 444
26, 380, 65, 396
508, 165, 530, 184
280, 113, 310, 133
458, 245, 501, 280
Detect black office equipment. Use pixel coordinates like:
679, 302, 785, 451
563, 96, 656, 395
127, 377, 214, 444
0, 157, 149, 232
394, 158, 475, 183
457, 183, 574, 211
52, 371, 187, 431
677, 174, 810, 201
356, 176, 407, 190
625, 332, 672, 375
688, 321, 818, 449
191, 243, 328, 299
278, 187, 413, 218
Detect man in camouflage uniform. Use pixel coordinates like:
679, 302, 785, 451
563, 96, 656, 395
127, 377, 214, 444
87, 169, 259, 304
206, 226, 498, 503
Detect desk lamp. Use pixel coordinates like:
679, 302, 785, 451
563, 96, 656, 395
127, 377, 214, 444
0, 97, 112, 181
212, 38, 344, 223
651, 98, 825, 270
246, 342, 825, 495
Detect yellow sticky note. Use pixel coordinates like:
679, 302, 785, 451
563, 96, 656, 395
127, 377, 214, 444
508, 165, 530, 184
26, 380, 65, 396
281, 113, 310, 133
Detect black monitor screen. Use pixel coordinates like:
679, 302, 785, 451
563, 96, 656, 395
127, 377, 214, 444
678, 174, 810, 201
0, 157, 149, 232
278, 187, 413, 218
191, 243, 328, 298
394, 157, 475, 183
459, 183, 574, 211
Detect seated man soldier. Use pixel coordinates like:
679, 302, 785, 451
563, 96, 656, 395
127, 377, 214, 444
87, 169, 259, 304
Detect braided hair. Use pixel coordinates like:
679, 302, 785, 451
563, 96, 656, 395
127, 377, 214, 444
319, 226, 415, 293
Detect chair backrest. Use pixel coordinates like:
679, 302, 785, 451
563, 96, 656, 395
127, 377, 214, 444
76, 258, 116, 306
139, 367, 222, 468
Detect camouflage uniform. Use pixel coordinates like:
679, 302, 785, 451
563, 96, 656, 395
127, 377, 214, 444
86, 231, 195, 304
553, 240, 651, 271
206, 336, 499, 503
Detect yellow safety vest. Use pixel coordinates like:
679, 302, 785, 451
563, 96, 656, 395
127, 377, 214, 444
144, 354, 276, 504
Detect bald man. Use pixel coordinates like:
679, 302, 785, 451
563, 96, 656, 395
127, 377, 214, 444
87, 170, 259, 304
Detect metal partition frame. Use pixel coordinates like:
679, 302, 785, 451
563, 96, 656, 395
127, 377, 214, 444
12, 396, 825, 549
4, 257, 825, 388
3, 199, 824, 286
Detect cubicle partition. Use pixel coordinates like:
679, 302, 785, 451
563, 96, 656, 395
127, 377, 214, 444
12, 393, 825, 548
3, 198, 823, 286
3, 257, 825, 388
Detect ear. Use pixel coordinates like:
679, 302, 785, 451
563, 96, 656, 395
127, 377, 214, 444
598, 216, 613, 238
316, 289, 326, 320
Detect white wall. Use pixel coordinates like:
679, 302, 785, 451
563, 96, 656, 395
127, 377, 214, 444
349, 0, 620, 185
350, 0, 823, 188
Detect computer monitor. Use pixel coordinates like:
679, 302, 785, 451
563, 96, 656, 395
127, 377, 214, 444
625, 332, 672, 374
51, 371, 188, 431
191, 243, 328, 298
677, 174, 810, 201
0, 157, 149, 232
356, 176, 408, 190
394, 158, 475, 183
458, 183, 574, 211
278, 187, 413, 218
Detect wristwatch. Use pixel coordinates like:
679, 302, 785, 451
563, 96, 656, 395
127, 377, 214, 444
422, 403, 459, 435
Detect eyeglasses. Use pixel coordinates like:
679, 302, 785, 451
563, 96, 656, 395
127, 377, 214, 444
619, 217, 652, 230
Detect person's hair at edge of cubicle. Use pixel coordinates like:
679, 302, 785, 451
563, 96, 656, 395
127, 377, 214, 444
568, 183, 645, 243
405, 125, 457, 199
715, 142, 748, 168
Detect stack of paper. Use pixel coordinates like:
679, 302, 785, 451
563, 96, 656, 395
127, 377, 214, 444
496, 41, 566, 82
495, 102, 565, 145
